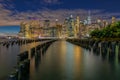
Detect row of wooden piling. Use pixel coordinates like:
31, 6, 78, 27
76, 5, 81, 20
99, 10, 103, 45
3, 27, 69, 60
0, 39, 51, 48
33, 40, 57, 69
8, 39, 57, 80
67, 39, 120, 60
30, 39, 57, 59
8, 51, 30, 80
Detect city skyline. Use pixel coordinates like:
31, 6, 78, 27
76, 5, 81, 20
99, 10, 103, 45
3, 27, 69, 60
0, 1, 120, 80
0, 0, 120, 26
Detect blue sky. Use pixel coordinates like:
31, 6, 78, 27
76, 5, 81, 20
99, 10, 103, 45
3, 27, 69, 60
7, 0, 120, 12
0, 0, 120, 33
0, 26, 20, 33
0, 0, 120, 25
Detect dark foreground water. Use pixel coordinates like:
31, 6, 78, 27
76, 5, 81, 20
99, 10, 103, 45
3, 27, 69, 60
0, 40, 120, 80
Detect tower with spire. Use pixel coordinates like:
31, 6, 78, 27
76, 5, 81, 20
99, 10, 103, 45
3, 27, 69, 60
87, 10, 92, 25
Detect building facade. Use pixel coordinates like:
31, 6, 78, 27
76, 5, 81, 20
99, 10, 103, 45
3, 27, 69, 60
19, 20, 62, 38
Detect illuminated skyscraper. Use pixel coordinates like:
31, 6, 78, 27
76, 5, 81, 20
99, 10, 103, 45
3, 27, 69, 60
43, 20, 50, 37
66, 15, 75, 37
87, 10, 92, 25
19, 22, 26, 37
19, 22, 25, 34
75, 16, 80, 38
19, 20, 41, 38
24, 23, 31, 38
44, 20, 50, 28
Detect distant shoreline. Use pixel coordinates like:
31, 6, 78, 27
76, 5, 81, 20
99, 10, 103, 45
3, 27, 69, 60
0, 25, 20, 27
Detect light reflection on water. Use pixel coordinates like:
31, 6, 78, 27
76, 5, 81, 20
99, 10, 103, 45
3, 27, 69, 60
0, 41, 43, 80
30, 40, 120, 80
0, 44, 19, 80
0, 40, 120, 80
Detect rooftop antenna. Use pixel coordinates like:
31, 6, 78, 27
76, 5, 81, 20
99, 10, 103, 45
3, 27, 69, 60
70, 14, 73, 18
89, 10, 91, 17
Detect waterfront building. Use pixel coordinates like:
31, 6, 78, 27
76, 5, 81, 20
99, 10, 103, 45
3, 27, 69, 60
19, 22, 26, 37
62, 19, 68, 38
74, 16, 80, 38
112, 16, 116, 24
19, 22, 31, 38
65, 15, 75, 37
19, 20, 41, 38
42, 20, 50, 37
61, 24, 67, 38
49, 26, 58, 37
83, 20, 88, 25
56, 24, 62, 38
19, 19, 63, 38
30, 20, 41, 38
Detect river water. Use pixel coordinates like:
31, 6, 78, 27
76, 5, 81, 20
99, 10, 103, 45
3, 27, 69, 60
0, 40, 120, 80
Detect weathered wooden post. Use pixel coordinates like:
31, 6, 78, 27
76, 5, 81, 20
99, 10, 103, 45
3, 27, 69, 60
8, 68, 19, 80
17, 51, 28, 64
19, 59, 30, 80
118, 42, 120, 60
31, 48, 35, 58
108, 42, 116, 59
101, 41, 108, 58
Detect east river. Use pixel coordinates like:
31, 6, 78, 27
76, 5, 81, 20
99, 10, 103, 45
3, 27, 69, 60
0, 40, 120, 80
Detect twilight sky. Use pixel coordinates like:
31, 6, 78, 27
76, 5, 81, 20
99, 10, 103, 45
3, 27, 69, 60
0, 0, 120, 26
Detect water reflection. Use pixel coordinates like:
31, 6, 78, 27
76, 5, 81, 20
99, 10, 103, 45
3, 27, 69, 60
73, 46, 83, 80
0, 41, 45, 80
35, 50, 41, 70
0, 44, 19, 80
30, 40, 120, 80
1, 40, 120, 80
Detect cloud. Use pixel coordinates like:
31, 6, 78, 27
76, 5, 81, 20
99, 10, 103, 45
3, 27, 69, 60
0, 4, 19, 26
43, 0, 61, 4
0, 1, 120, 26
7, 9, 120, 26
1, 8, 120, 26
